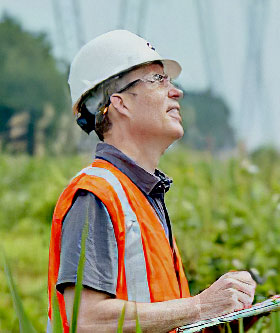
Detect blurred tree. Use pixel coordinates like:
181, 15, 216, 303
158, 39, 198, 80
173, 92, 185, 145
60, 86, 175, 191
0, 15, 70, 154
180, 90, 236, 151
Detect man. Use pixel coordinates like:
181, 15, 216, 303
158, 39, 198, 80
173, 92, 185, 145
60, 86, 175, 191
48, 30, 256, 332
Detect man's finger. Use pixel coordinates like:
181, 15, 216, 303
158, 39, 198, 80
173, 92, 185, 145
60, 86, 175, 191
225, 271, 257, 287
225, 278, 255, 298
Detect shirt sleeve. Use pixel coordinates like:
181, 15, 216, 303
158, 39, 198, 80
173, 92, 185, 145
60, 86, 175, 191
56, 190, 118, 296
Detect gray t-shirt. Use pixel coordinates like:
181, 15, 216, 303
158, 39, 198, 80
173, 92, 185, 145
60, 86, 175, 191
56, 142, 173, 295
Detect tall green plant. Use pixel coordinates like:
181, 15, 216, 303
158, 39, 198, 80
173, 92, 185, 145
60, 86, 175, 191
47, 216, 89, 333
117, 304, 127, 333
70, 217, 89, 333
238, 318, 244, 333
271, 311, 280, 333
117, 303, 142, 333
135, 313, 142, 333
51, 288, 63, 333
2, 248, 36, 333
226, 322, 232, 333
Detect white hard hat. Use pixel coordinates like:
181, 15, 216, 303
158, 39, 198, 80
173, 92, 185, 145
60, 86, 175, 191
68, 30, 182, 110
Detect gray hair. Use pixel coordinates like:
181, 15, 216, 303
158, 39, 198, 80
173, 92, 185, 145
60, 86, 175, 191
77, 74, 129, 140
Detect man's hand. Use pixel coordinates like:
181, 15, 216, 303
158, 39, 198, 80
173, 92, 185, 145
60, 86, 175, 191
194, 271, 257, 321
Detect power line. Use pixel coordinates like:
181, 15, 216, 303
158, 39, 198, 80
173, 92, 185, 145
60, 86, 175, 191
51, 0, 68, 59
203, 1, 224, 93
71, 0, 85, 48
194, 0, 213, 91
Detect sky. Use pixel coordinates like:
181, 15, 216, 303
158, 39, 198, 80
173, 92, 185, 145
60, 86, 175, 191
1, 0, 279, 150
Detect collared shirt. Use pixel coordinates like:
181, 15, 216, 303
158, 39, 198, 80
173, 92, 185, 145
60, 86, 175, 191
57, 142, 174, 295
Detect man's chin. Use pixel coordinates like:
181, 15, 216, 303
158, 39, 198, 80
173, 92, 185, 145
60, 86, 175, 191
171, 125, 184, 140
163, 127, 184, 149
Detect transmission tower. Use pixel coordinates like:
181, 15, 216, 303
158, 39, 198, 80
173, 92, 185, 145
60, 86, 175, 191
51, 0, 85, 61
194, 0, 224, 94
239, 0, 273, 149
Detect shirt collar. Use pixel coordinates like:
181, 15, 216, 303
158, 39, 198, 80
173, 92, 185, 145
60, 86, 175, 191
94, 142, 172, 195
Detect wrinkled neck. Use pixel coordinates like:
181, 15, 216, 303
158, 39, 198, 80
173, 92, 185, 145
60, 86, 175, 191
104, 137, 165, 174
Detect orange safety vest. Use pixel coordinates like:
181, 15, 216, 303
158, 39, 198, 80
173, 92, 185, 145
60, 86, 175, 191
48, 159, 190, 332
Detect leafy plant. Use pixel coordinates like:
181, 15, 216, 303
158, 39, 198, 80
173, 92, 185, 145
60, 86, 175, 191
238, 318, 244, 333
70, 217, 89, 333
226, 322, 232, 333
51, 288, 63, 332
271, 311, 280, 333
2, 247, 36, 333
117, 304, 126, 333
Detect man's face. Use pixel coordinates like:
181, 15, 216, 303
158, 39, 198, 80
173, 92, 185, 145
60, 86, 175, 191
119, 63, 184, 145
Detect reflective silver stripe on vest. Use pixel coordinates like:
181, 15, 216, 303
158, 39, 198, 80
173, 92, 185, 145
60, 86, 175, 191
82, 167, 151, 302
72, 166, 93, 180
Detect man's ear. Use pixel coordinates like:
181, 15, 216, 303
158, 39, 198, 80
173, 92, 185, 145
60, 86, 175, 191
110, 94, 130, 117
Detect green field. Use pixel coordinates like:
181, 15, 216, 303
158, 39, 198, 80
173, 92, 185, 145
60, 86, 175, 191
0, 148, 280, 332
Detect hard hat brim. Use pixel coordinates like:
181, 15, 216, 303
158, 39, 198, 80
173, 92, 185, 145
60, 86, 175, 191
161, 59, 182, 80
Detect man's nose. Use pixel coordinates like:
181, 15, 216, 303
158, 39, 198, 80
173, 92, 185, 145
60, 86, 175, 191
168, 86, 183, 100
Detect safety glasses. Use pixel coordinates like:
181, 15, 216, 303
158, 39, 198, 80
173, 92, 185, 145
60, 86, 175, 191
117, 73, 175, 93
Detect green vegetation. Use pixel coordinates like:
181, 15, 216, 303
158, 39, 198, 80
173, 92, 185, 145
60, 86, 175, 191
0, 147, 280, 332
0, 154, 91, 332
0, 16, 70, 154
0, 16, 68, 113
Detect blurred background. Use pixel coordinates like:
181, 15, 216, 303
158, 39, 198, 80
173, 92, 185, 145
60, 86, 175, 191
0, 0, 280, 332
